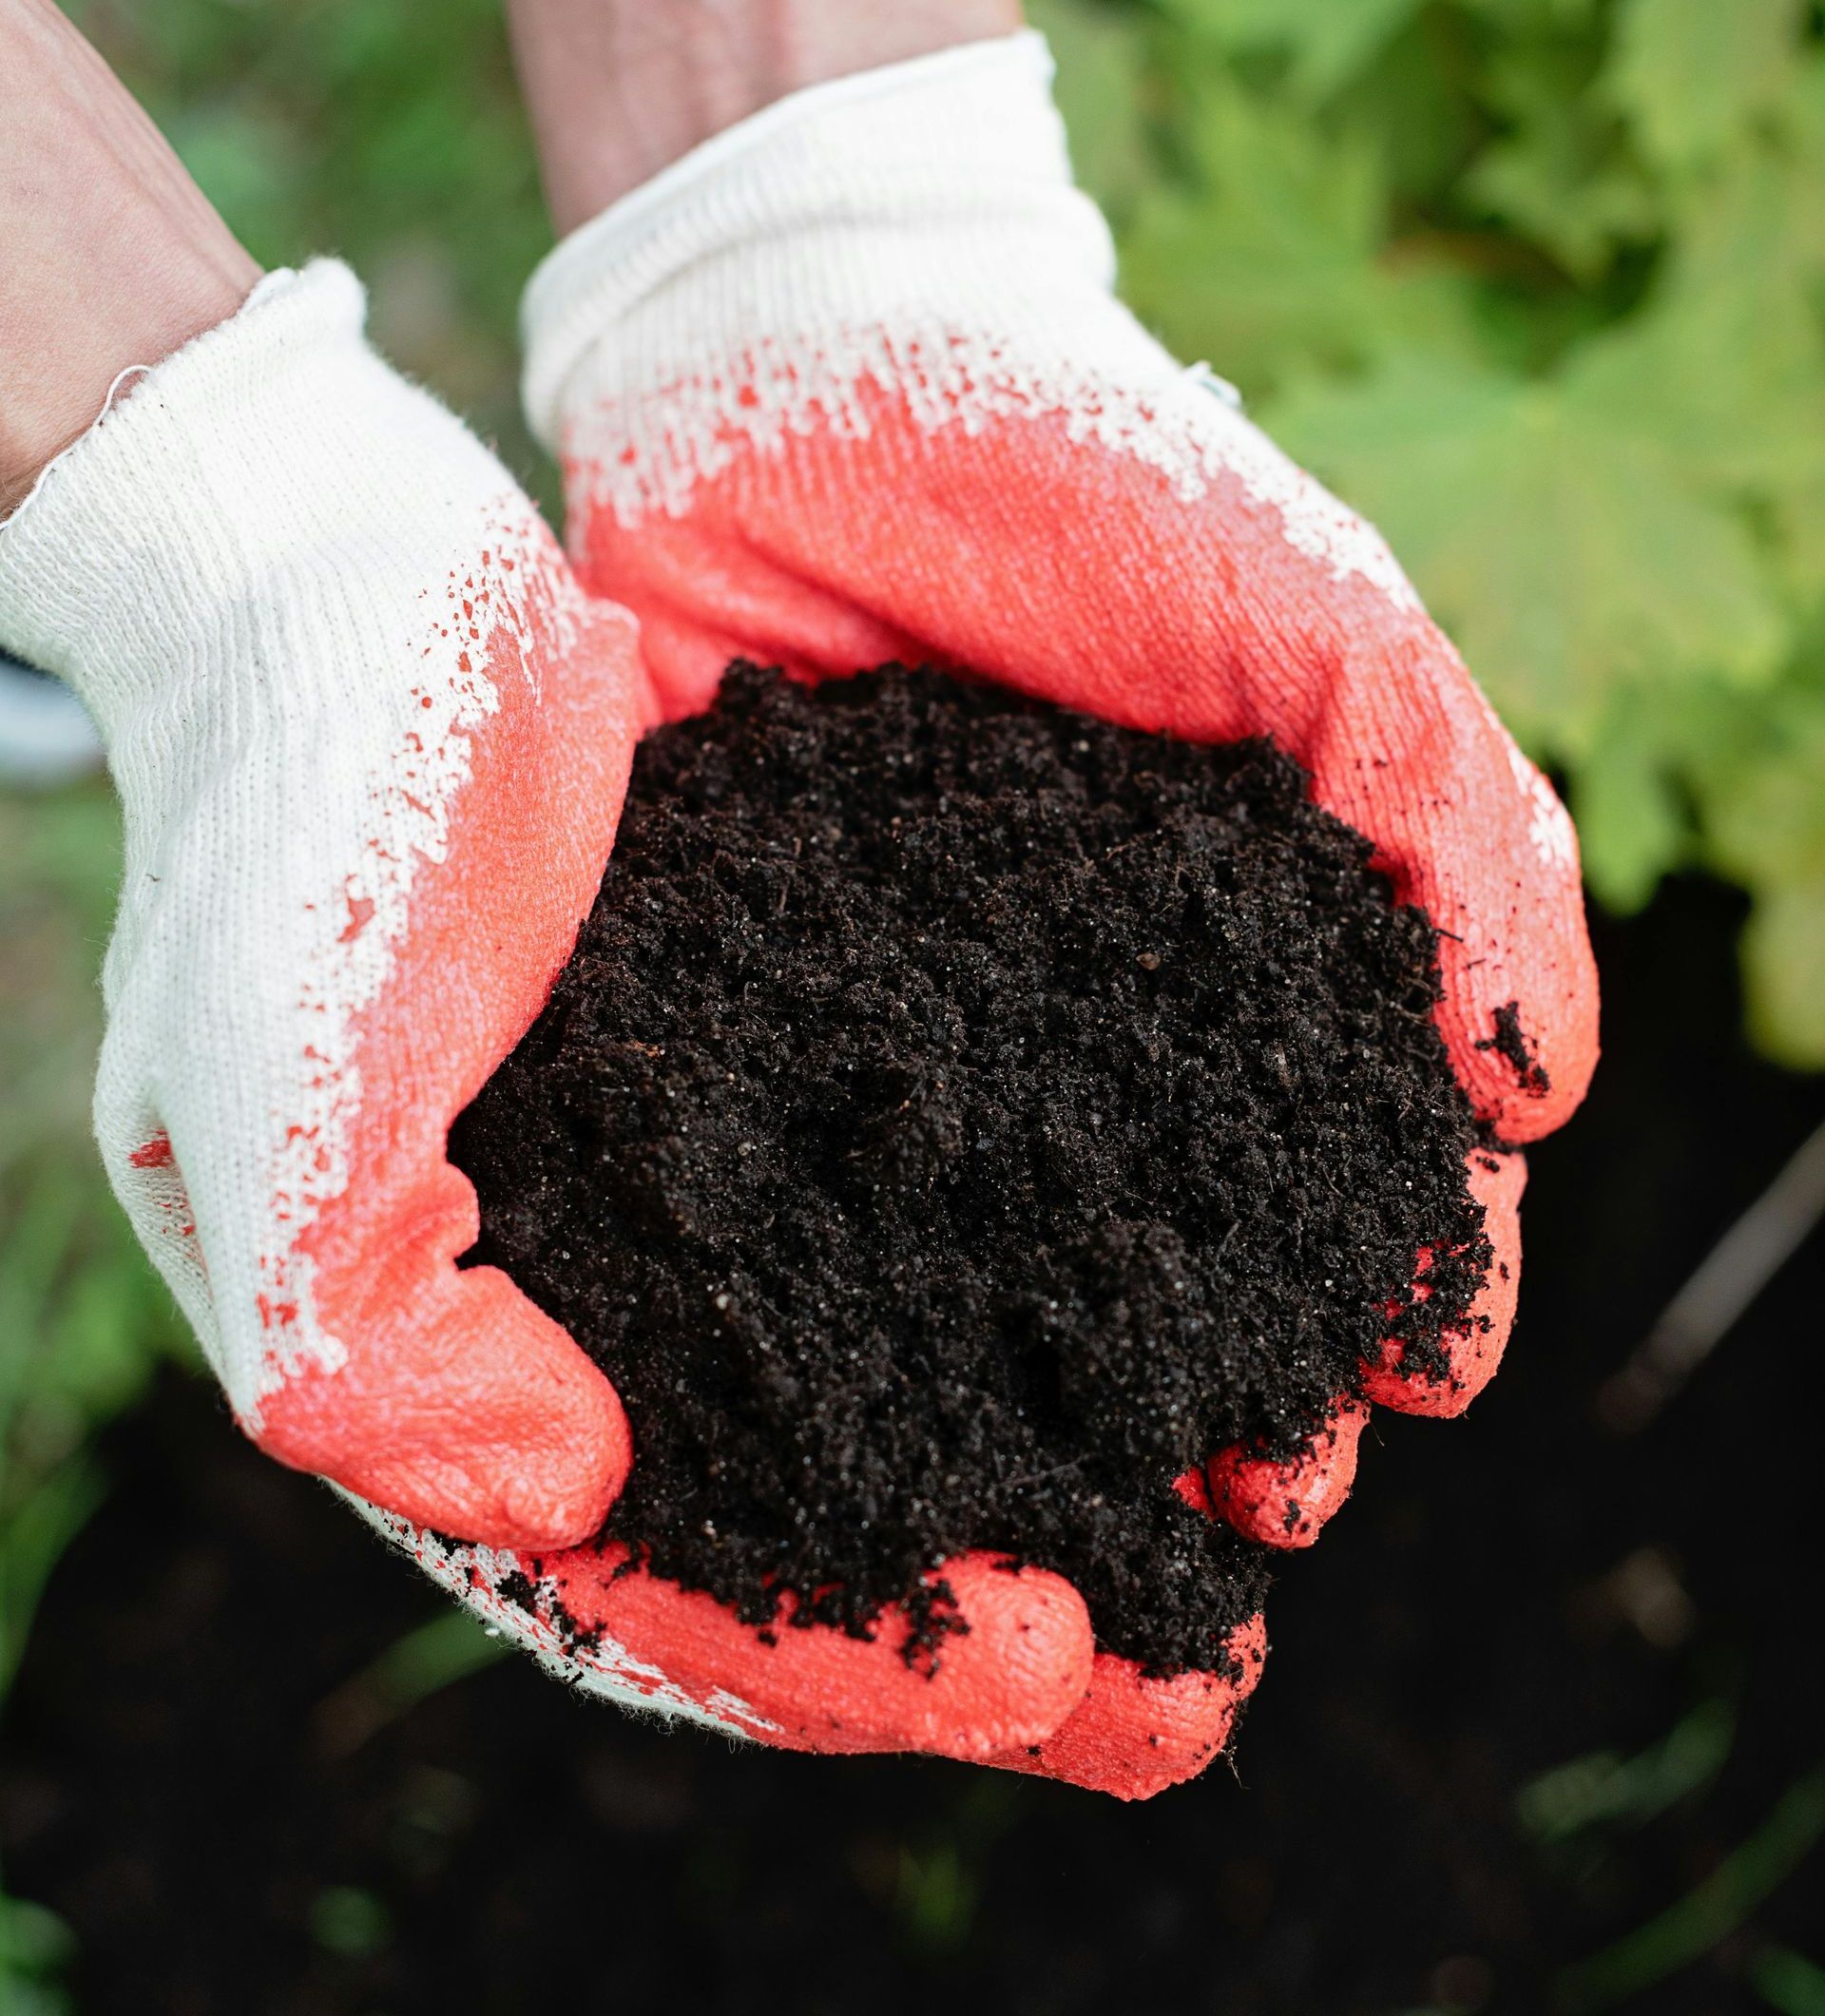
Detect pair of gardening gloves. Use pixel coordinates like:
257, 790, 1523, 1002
0, 35, 1596, 1799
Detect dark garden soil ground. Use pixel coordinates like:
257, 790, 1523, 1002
5, 887, 1822, 2016
450, 666, 1484, 1674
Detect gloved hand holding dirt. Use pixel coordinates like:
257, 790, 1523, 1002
0, 1, 1597, 1802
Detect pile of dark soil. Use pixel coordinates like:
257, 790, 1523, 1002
450, 666, 1488, 1675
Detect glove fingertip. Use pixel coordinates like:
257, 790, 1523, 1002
986, 1615, 1268, 1800
1362, 1149, 1525, 1417
1436, 926, 1599, 1144
1207, 1399, 1368, 1549
253, 1266, 632, 1549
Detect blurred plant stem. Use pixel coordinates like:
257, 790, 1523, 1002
1755, 1946, 1825, 2016
312, 1607, 513, 1758
1554, 1762, 1825, 2012
1517, 1697, 1736, 1844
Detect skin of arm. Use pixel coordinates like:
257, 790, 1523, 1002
506, 0, 1024, 234
0, 0, 259, 515
0, 0, 1017, 510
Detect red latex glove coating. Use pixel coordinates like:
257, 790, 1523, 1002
985, 1616, 1270, 1800
1360, 1148, 1527, 1416
541, 1546, 1094, 1757
370, 1514, 1099, 1759
251, 574, 645, 1546
1210, 1401, 1370, 1550
565, 394, 1596, 1142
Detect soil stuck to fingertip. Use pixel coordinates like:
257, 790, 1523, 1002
451, 665, 1489, 1676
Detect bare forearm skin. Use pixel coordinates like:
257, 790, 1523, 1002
0, 0, 259, 515
507, 0, 1024, 235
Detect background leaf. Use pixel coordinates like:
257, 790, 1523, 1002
1158, 0, 1429, 106
1027, 0, 1156, 219
1607, 0, 1806, 173
1267, 353, 1790, 750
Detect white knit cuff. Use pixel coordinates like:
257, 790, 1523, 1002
0, 259, 516, 740
519, 29, 1115, 451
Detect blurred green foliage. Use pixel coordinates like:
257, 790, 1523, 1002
1033, 0, 1825, 1066
1756, 1946, 1825, 2016
1517, 1697, 1736, 1845
1553, 1759, 1825, 2010
0, 1890, 75, 2016
0, 786, 188, 1699
0, 783, 187, 2011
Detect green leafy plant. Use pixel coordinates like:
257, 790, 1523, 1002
1032, 0, 1825, 1066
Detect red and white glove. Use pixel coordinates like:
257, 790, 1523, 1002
0, 263, 646, 1546
0, 259, 1104, 1771
433, 29, 1594, 1798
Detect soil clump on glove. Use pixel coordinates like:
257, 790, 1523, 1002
451, 666, 1489, 1676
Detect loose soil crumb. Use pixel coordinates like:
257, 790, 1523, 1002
1479, 999, 1552, 1099
451, 666, 1489, 1675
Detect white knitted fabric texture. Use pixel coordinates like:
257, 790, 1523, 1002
522, 29, 1418, 610
346, 1494, 783, 1737
0, 260, 571, 1422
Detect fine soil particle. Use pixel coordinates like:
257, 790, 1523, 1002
450, 666, 1489, 1675
1480, 999, 1553, 1099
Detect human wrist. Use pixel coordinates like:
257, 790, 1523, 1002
0, 0, 259, 516
0, 261, 257, 520
508, 0, 1025, 233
